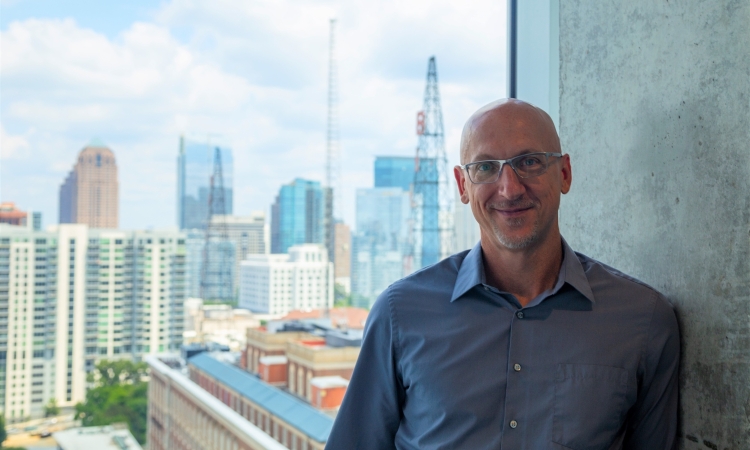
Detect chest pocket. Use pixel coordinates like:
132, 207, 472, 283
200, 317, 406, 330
552, 364, 632, 450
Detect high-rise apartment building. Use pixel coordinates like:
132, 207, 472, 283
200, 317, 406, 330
184, 230, 205, 298
0, 224, 186, 422
351, 188, 411, 308
177, 136, 234, 230
31, 212, 42, 231
270, 179, 332, 255
59, 140, 119, 228
239, 244, 333, 315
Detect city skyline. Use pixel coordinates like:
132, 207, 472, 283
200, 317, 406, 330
0, 0, 507, 231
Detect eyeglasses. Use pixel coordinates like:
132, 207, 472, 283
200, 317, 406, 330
459, 152, 563, 184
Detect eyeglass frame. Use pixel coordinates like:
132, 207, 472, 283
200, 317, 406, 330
458, 152, 564, 184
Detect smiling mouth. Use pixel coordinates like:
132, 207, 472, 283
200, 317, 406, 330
495, 207, 533, 216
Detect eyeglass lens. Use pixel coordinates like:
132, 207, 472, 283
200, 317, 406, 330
468, 154, 549, 183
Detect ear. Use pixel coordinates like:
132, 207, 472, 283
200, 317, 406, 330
453, 166, 470, 204
560, 154, 572, 194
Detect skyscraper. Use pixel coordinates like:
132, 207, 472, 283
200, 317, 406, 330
374, 156, 415, 192
351, 188, 411, 308
210, 213, 267, 296
59, 140, 119, 228
0, 224, 186, 421
270, 179, 332, 255
333, 222, 351, 292
177, 135, 234, 230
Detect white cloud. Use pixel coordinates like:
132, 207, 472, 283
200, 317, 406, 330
0, 0, 507, 229
0, 123, 31, 160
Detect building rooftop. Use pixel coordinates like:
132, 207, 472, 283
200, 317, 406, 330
310, 376, 349, 389
53, 424, 142, 450
259, 355, 288, 365
281, 307, 369, 330
147, 356, 287, 450
189, 353, 334, 443
87, 137, 108, 148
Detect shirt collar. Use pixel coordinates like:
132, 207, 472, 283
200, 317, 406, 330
450, 238, 596, 303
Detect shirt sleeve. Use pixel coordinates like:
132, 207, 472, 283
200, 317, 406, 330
623, 292, 681, 449
325, 288, 404, 450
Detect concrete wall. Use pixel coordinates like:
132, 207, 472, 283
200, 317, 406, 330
558, 1, 750, 448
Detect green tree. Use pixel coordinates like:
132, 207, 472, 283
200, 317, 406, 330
74, 360, 149, 444
44, 398, 60, 417
334, 283, 353, 307
0, 414, 7, 445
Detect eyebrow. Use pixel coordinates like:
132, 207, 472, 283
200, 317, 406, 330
471, 150, 538, 161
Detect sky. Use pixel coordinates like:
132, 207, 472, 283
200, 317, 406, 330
0, 0, 507, 230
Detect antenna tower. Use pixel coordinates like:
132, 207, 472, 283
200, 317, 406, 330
326, 18, 342, 220
412, 56, 454, 270
201, 147, 233, 301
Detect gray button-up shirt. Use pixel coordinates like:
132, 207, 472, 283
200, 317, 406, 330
326, 239, 680, 450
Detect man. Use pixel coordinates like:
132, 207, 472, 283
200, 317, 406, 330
326, 99, 679, 449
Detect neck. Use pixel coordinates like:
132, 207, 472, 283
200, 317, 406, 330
481, 228, 563, 307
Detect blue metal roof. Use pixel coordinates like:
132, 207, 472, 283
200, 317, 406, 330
188, 353, 333, 443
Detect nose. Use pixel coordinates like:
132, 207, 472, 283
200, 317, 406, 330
495, 163, 526, 200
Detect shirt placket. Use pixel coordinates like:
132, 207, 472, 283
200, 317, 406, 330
500, 306, 526, 449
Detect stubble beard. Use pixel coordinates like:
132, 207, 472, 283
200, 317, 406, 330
488, 199, 541, 250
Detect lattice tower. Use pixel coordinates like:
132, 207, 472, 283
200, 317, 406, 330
411, 56, 454, 270
326, 18, 342, 220
201, 147, 233, 301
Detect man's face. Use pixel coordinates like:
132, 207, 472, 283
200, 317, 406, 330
454, 104, 572, 251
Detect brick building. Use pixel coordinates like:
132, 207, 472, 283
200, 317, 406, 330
147, 356, 286, 450
285, 336, 359, 401
243, 322, 361, 409
188, 353, 333, 450
245, 328, 317, 374
309, 376, 349, 411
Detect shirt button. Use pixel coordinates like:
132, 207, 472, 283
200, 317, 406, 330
484, 286, 489, 291
510, 420, 518, 429
516, 311, 524, 319
514, 363, 521, 372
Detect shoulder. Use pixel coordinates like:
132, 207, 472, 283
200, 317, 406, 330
392, 250, 468, 300
368, 250, 470, 318
575, 251, 677, 329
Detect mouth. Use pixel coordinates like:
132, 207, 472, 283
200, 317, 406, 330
491, 203, 535, 218
495, 207, 533, 217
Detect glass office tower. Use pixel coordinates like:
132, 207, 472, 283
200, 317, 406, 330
351, 187, 411, 308
177, 136, 234, 230
373, 155, 439, 269
374, 156, 415, 192
270, 179, 332, 255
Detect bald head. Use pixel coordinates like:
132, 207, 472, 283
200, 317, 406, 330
460, 99, 561, 164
